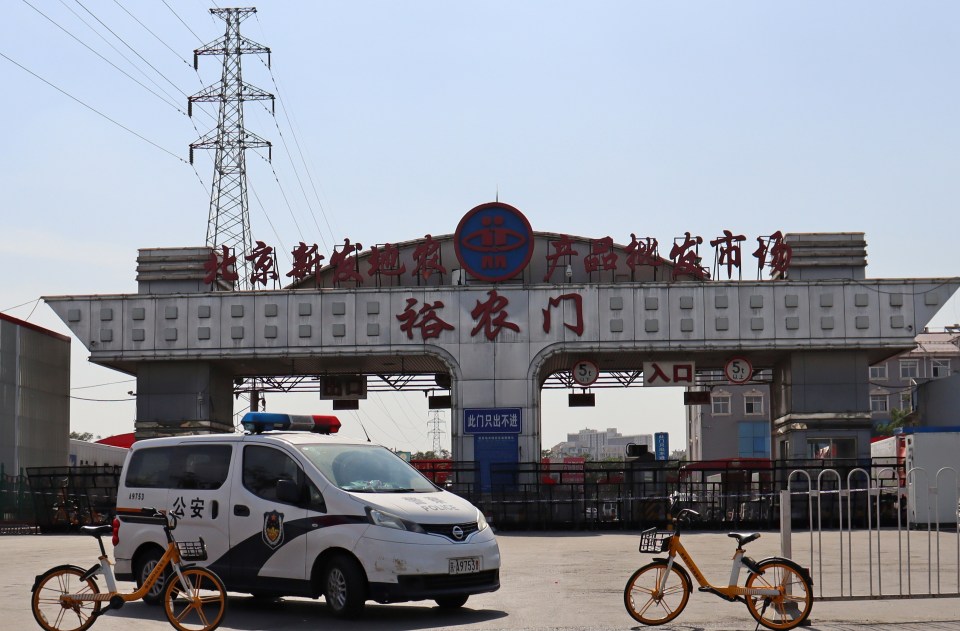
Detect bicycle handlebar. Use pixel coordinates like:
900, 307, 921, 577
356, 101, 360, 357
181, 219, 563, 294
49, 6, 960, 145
121, 507, 177, 530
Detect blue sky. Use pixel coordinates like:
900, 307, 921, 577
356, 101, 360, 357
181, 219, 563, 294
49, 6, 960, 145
2, 1, 958, 453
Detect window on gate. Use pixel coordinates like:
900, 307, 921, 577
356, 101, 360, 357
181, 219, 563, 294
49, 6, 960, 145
807, 438, 856, 459
870, 393, 888, 413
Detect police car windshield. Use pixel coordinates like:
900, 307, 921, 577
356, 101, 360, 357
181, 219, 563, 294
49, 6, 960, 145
298, 444, 438, 493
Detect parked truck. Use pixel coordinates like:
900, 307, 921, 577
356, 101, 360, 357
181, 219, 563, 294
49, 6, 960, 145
870, 428, 960, 527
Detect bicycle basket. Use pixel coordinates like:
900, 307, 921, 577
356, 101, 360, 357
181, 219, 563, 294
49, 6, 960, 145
177, 539, 208, 561
638, 527, 672, 553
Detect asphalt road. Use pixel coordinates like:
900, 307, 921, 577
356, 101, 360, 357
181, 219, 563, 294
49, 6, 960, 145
5, 530, 959, 631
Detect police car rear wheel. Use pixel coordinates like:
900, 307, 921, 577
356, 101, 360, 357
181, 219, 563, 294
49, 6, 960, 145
135, 548, 167, 606
324, 556, 366, 618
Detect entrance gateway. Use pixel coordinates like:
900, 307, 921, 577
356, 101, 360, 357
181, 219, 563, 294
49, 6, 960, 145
46, 202, 958, 482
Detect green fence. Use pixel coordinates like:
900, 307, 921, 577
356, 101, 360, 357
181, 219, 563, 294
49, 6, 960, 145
0, 463, 35, 532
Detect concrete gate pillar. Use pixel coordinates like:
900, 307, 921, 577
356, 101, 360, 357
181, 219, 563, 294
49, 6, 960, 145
135, 361, 235, 439
770, 350, 873, 460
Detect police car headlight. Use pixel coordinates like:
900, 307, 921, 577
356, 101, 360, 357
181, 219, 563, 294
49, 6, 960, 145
476, 509, 489, 532
365, 507, 426, 533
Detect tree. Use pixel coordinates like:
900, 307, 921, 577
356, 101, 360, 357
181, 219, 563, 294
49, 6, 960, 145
411, 449, 451, 460
669, 449, 687, 462
875, 407, 914, 436
69, 431, 96, 442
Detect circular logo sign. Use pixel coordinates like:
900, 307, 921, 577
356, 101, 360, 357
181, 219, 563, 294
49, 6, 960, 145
452, 525, 465, 540
571, 360, 599, 387
724, 356, 753, 384
454, 202, 534, 282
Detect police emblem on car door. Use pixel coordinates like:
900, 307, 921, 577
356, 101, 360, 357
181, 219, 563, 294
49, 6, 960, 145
263, 510, 285, 548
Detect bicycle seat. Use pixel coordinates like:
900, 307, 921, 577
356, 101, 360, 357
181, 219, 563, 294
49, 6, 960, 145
727, 532, 760, 546
81, 524, 113, 538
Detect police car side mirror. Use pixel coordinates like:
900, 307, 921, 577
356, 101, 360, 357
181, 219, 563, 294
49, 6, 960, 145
276, 478, 302, 504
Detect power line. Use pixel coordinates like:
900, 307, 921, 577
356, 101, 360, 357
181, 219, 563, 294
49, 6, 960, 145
248, 182, 292, 269
20, 0, 185, 114
65, 0, 218, 136
110, 0, 194, 69
0, 50, 187, 163
1, 297, 41, 313
70, 395, 136, 402
254, 14, 337, 247
66, 0, 189, 107
254, 58, 336, 251
71, 379, 136, 391
162, 0, 203, 44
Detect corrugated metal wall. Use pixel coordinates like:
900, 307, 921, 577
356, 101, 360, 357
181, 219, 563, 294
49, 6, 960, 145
0, 318, 70, 474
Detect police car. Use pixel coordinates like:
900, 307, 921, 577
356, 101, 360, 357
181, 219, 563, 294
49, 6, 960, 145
112, 413, 500, 616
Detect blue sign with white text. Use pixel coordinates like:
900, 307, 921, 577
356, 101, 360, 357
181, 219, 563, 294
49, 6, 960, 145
655, 432, 669, 461
463, 407, 522, 434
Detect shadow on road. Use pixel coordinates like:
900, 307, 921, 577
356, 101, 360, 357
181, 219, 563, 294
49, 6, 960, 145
101, 596, 508, 630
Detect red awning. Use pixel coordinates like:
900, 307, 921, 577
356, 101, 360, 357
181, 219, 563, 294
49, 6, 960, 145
95, 433, 135, 449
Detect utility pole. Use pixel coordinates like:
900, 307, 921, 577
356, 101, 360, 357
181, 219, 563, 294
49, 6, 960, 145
189, 7, 274, 289
427, 410, 446, 455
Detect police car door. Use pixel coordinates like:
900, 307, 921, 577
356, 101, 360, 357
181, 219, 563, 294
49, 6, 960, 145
163, 444, 232, 575
228, 444, 308, 589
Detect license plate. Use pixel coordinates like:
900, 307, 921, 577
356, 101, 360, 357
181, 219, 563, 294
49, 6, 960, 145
448, 556, 481, 575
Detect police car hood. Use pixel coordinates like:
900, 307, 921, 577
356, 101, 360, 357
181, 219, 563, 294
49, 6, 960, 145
350, 490, 478, 523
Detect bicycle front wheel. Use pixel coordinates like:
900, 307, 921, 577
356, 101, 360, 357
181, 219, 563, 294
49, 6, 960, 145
31, 564, 102, 631
744, 559, 813, 630
163, 566, 228, 631
623, 560, 691, 625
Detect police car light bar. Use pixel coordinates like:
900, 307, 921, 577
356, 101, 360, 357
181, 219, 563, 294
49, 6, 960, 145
241, 412, 341, 435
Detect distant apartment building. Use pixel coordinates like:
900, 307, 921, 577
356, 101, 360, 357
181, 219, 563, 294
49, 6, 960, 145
550, 427, 653, 460
686, 328, 960, 462
867, 329, 958, 426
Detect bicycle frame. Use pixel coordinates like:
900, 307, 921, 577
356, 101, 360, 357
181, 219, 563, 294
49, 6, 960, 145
660, 533, 781, 601
60, 527, 190, 610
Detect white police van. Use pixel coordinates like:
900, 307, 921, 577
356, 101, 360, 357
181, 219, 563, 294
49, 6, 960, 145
112, 413, 500, 616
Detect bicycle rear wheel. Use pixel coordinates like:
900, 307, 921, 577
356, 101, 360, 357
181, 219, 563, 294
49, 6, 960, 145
31, 565, 102, 631
744, 559, 813, 630
163, 566, 228, 631
623, 560, 691, 625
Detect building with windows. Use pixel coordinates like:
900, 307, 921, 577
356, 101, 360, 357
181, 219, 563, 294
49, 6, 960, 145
549, 427, 653, 460
868, 328, 958, 427
686, 371, 771, 461
687, 328, 960, 461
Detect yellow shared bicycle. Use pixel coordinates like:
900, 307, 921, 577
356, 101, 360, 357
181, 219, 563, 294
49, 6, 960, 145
31, 508, 227, 631
624, 507, 813, 631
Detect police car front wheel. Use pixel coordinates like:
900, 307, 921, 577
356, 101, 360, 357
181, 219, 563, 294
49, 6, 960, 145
436, 594, 469, 609
324, 555, 367, 618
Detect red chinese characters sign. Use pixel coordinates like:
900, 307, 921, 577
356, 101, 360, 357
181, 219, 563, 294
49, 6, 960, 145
643, 361, 696, 387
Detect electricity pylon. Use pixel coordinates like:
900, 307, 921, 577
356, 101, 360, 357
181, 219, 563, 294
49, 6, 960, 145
427, 410, 446, 455
189, 7, 274, 289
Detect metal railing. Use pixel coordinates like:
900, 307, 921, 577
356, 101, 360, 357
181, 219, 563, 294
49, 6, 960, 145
416, 458, 909, 530
781, 466, 960, 601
